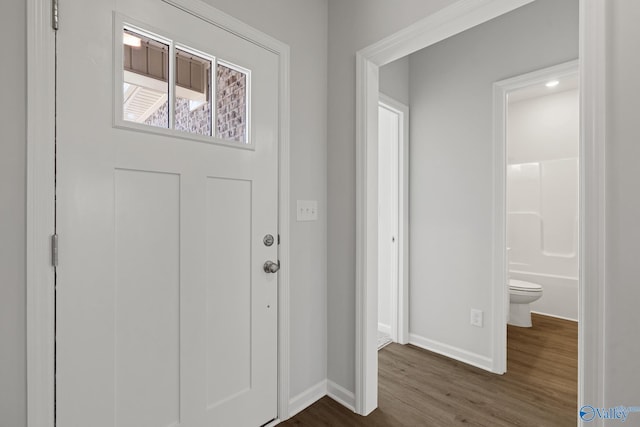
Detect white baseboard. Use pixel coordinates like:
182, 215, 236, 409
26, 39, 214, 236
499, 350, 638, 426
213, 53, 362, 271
287, 379, 358, 419
288, 379, 327, 418
531, 310, 578, 323
378, 322, 391, 335
409, 333, 494, 372
326, 380, 356, 412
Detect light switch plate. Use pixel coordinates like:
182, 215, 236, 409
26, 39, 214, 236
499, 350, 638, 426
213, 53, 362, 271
297, 200, 318, 221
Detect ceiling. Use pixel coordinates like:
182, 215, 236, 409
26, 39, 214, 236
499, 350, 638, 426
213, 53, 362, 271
508, 73, 579, 104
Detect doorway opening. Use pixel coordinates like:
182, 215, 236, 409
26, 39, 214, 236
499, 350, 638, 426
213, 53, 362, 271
493, 60, 580, 374
497, 61, 580, 414
355, 0, 605, 417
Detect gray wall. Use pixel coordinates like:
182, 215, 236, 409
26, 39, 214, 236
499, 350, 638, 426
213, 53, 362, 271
0, 0, 327, 424
327, 0, 458, 395
605, 0, 640, 405
0, 0, 26, 425
327, 0, 640, 406
201, 0, 329, 401
407, 0, 578, 365
379, 57, 410, 106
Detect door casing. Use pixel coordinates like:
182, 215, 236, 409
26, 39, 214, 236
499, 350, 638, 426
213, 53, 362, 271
26, 0, 291, 424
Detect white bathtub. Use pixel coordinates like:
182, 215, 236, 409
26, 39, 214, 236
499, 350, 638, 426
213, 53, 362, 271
509, 270, 578, 321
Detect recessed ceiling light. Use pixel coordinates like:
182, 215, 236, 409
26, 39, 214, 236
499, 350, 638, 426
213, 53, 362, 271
546, 80, 560, 88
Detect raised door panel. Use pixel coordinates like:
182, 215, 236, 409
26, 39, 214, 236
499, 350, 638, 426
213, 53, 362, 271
115, 169, 181, 427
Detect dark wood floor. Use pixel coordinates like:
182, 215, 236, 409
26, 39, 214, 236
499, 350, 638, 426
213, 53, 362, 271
282, 314, 577, 426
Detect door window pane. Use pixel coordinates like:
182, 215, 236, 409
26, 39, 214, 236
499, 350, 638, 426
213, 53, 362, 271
122, 29, 169, 128
120, 26, 252, 144
216, 63, 248, 143
175, 49, 212, 136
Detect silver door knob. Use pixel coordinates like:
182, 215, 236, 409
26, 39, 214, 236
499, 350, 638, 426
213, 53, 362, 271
263, 260, 280, 273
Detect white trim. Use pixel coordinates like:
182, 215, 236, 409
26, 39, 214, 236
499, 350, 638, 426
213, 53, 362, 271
26, 0, 56, 425
492, 59, 579, 375
492, 63, 507, 374
578, 0, 607, 424
493, 60, 578, 89
288, 380, 327, 418
27, 0, 292, 424
358, 0, 534, 66
355, 0, 536, 416
163, 0, 287, 55
327, 380, 356, 413
355, 51, 379, 416
409, 333, 494, 372
377, 94, 410, 345
277, 41, 292, 424
377, 323, 391, 336
530, 311, 578, 323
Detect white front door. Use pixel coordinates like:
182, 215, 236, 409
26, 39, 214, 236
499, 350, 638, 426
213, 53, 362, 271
56, 1, 280, 426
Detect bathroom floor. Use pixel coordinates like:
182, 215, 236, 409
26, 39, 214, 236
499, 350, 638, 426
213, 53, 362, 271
283, 313, 578, 426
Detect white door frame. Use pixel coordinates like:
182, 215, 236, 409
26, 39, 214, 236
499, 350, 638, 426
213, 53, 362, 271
492, 59, 580, 375
377, 94, 409, 345
26, 0, 292, 424
355, 0, 606, 422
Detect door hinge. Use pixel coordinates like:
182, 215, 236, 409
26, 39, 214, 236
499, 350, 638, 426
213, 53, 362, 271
51, 234, 59, 267
52, 0, 59, 31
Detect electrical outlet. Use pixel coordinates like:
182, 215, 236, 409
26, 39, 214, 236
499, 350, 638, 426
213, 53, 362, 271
297, 200, 318, 221
470, 309, 483, 327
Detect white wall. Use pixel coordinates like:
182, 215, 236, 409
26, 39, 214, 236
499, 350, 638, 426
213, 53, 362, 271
0, 0, 327, 424
605, 0, 640, 406
0, 0, 26, 425
508, 90, 580, 164
407, 0, 578, 366
507, 89, 579, 321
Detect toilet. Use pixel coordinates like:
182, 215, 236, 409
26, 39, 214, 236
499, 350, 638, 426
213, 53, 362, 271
508, 279, 543, 327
